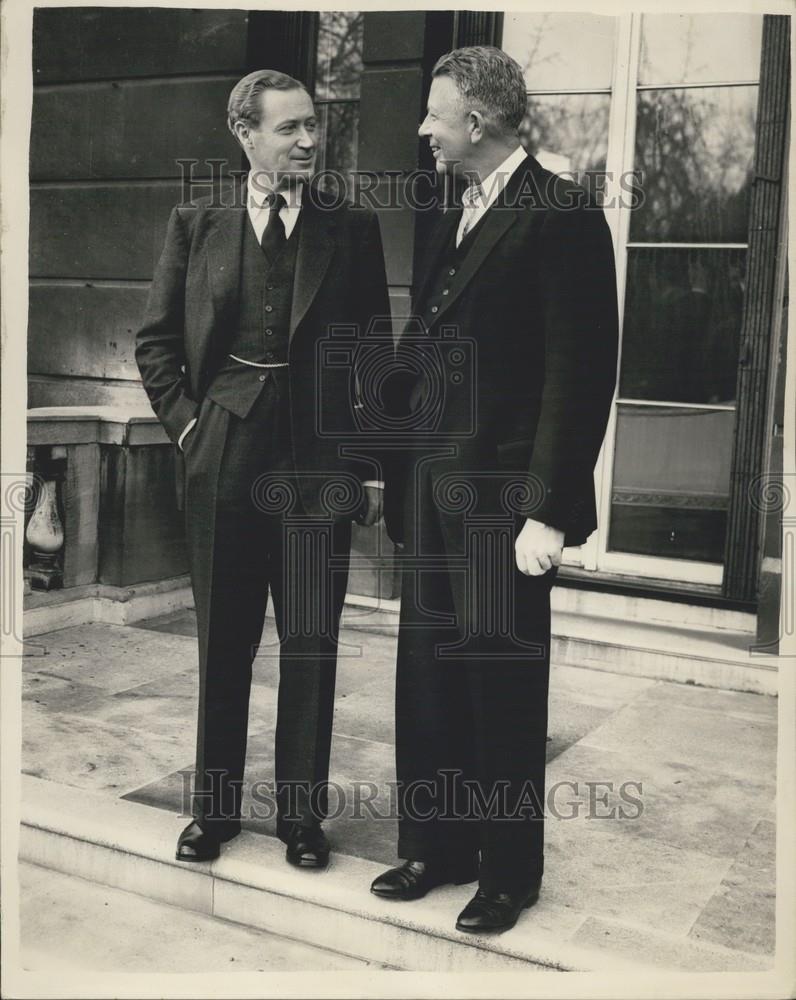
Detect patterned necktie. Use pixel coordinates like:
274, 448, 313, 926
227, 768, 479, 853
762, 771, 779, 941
457, 189, 480, 247
260, 192, 287, 262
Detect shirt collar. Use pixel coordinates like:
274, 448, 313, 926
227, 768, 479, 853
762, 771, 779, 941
462, 145, 527, 211
246, 173, 304, 211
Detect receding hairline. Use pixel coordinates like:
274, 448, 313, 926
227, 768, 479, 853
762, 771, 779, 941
254, 86, 315, 124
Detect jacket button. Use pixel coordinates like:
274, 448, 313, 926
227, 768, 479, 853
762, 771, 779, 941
265, 328, 273, 336
258, 374, 266, 382
265, 304, 273, 312
442, 289, 449, 295
267, 283, 274, 290
431, 305, 439, 313
448, 268, 456, 276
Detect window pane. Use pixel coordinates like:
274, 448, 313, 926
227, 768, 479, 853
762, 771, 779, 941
621, 248, 745, 405
316, 101, 359, 181
609, 404, 734, 562
315, 11, 363, 100
520, 93, 611, 176
639, 14, 763, 86
630, 86, 757, 243
502, 13, 616, 90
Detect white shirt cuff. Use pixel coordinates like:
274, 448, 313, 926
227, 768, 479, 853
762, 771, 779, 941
362, 480, 384, 489
178, 417, 197, 451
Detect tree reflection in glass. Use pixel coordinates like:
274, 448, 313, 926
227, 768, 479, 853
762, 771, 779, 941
630, 87, 757, 243
520, 94, 610, 177
313, 11, 363, 194
315, 11, 364, 100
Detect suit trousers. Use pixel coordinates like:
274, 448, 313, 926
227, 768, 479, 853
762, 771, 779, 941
186, 370, 351, 836
394, 488, 556, 893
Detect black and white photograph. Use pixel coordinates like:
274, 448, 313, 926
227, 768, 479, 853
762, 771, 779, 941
0, 1, 794, 996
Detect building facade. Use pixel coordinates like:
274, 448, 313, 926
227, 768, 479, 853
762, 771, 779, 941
27, 10, 790, 645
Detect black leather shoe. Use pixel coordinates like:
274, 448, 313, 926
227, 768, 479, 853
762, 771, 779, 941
175, 820, 240, 862
455, 883, 541, 933
371, 859, 479, 901
284, 823, 330, 868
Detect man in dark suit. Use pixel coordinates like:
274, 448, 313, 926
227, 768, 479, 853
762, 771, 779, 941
136, 70, 389, 868
371, 47, 618, 931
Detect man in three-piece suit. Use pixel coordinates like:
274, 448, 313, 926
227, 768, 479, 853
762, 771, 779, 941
136, 70, 389, 868
371, 47, 618, 931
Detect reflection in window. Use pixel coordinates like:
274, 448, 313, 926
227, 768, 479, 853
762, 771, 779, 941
609, 404, 734, 562
317, 101, 359, 179
621, 248, 746, 405
639, 14, 763, 86
314, 11, 363, 182
502, 12, 616, 90
520, 94, 610, 177
315, 10, 363, 100
501, 14, 616, 182
630, 87, 757, 243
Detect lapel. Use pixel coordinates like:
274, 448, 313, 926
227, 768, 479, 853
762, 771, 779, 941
420, 156, 538, 330
206, 197, 247, 327
289, 188, 336, 342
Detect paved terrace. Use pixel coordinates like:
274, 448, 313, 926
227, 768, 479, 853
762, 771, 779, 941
19, 609, 777, 972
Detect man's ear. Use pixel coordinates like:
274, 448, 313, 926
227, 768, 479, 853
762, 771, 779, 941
233, 120, 251, 148
468, 110, 485, 144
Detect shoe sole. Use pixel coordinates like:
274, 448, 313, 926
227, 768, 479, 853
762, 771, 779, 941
455, 894, 539, 934
286, 855, 330, 869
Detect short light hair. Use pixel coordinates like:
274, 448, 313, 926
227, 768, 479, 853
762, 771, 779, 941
432, 46, 527, 134
227, 69, 309, 135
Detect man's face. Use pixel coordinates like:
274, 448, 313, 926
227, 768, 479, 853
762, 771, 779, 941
245, 86, 317, 188
418, 75, 471, 175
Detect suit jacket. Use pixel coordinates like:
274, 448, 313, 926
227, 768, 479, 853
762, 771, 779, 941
391, 154, 618, 548
135, 181, 391, 514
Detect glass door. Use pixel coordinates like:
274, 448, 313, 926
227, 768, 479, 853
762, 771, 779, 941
503, 11, 619, 572
501, 12, 764, 585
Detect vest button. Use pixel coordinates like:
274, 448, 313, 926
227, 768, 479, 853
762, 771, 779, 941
431, 305, 439, 313
448, 268, 456, 276
265, 304, 273, 312
442, 289, 449, 295
265, 328, 273, 336
258, 374, 266, 382
267, 283, 274, 290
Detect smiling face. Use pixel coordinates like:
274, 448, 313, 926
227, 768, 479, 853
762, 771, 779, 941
418, 75, 472, 175
240, 86, 317, 189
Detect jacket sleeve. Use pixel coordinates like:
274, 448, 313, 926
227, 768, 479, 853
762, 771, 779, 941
351, 210, 393, 483
135, 207, 199, 445
526, 203, 619, 533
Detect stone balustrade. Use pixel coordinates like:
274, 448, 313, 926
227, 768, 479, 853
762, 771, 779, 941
24, 405, 397, 609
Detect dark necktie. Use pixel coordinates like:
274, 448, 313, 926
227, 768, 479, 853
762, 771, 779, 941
260, 192, 287, 263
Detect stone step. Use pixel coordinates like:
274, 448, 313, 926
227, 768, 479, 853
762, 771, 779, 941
24, 579, 772, 694
340, 597, 775, 696
19, 775, 770, 975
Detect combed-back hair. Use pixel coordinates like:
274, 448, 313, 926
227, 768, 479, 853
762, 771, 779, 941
227, 69, 308, 135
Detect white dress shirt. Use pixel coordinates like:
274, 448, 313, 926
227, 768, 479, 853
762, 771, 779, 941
456, 144, 527, 247
246, 174, 303, 241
